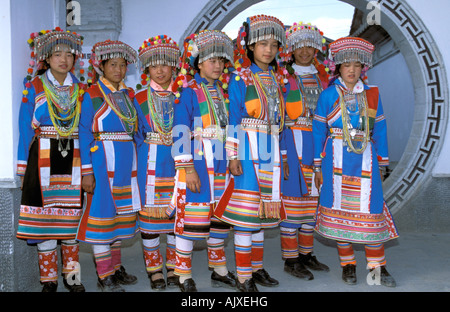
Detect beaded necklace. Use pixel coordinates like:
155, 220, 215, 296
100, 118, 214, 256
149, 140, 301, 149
41, 74, 81, 138
252, 71, 284, 133
98, 83, 137, 136
336, 86, 369, 154
296, 74, 322, 119
200, 82, 228, 127
147, 87, 174, 134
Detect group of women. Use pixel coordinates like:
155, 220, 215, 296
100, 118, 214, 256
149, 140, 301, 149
16, 13, 399, 293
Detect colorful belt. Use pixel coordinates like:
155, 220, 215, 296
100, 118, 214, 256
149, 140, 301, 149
240, 118, 271, 132
94, 132, 133, 141
329, 127, 367, 141
145, 131, 173, 146
37, 126, 79, 139
192, 126, 226, 140
286, 116, 312, 129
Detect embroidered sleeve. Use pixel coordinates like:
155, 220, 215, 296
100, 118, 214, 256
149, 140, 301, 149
78, 92, 95, 176
17, 78, 37, 176
312, 89, 332, 167
225, 73, 246, 158
371, 94, 389, 167
172, 88, 194, 169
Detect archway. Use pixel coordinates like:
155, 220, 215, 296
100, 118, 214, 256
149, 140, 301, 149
181, 0, 449, 214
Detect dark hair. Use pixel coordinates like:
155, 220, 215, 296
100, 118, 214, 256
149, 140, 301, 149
193, 56, 200, 72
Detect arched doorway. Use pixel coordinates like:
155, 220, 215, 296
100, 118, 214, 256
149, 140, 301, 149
181, 0, 449, 215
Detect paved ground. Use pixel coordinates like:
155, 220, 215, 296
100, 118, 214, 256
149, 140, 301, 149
69, 230, 450, 293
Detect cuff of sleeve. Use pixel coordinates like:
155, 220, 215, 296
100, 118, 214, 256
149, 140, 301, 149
81, 164, 94, 176
377, 156, 389, 167
313, 158, 322, 167
16, 161, 27, 176
225, 137, 239, 159
281, 150, 287, 162
174, 154, 194, 170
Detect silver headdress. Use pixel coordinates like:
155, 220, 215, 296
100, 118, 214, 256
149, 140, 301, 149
286, 22, 325, 53
186, 30, 234, 65
246, 15, 286, 46
91, 40, 138, 75
138, 35, 180, 70
32, 28, 83, 61
328, 37, 374, 68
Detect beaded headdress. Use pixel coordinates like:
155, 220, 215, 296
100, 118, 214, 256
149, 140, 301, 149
247, 15, 285, 46
22, 27, 85, 104
138, 35, 180, 70
184, 30, 234, 67
286, 22, 326, 55
25, 27, 84, 79
30, 27, 83, 62
90, 39, 138, 75
171, 30, 234, 103
235, 14, 286, 69
328, 37, 374, 68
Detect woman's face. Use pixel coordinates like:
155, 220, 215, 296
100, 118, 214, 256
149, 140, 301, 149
100, 58, 127, 85
198, 57, 225, 84
339, 62, 363, 87
250, 38, 279, 69
293, 46, 316, 67
47, 45, 74, 77
148, 65, 173, 88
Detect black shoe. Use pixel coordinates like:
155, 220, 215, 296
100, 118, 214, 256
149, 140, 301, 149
299, 253, 330, 272
342, 264, 357, 285
236, 278, 259, 292
166, 270, 179, 288
211, 271, 237, 289
379, 266, 396, 287
63, 278, 86, 292
97, 275, 125, 292
284, 259, 314, 280
114, 266, 137, 285
179, 278, 197, 292
252, 269, 279, 287
42, 281, 58, 292
149, 271, 166, 290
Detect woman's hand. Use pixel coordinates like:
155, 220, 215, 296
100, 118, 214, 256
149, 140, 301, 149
229, 159, 243, 176
186, 168, 201, 193
314, 169, 323, 191
283, 162, 289, 180
82, 175, 96, 194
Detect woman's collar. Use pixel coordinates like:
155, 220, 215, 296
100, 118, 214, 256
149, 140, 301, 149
250, 62, 274, 73
149, 79, 173, 92
46, 70, 73, 87
100, 76, 127, 92
292, 63, 318, 76
337, 77, 365, 94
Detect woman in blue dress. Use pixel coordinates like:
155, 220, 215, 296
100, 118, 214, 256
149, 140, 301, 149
313, 37, 398, 287
78, 40, 140, 292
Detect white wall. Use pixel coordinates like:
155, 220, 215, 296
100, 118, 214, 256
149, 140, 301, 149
119, 0, 210, 88
367, 52, 415, 164
0, 0, 58, 185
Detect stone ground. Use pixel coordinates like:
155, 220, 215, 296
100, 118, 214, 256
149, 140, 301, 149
6, 230, 449, 310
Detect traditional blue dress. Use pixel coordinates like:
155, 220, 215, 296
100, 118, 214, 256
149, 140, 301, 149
312, 78, 398, 243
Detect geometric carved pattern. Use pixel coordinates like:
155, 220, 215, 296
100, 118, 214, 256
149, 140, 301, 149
378, 0, 447, 212
183, 0, 448, 214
